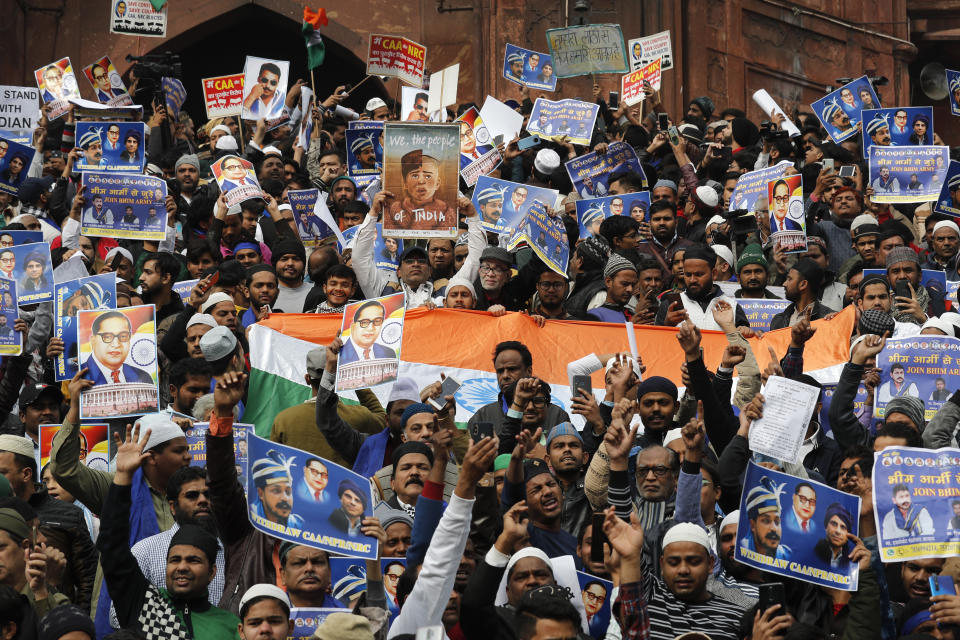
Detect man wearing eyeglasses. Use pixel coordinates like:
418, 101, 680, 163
768, 179, 800, 233
243, 62, 285, 119
83, 310, 153, 386
298, 458, 329, 505
339, 300, 396, 365
783, 482, 818, 537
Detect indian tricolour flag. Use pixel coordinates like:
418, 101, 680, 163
302, 7, 327, 70
244, 307, 856, 437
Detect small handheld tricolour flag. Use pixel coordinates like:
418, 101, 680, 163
149, 0, 167, 10
302, 7, 328, 70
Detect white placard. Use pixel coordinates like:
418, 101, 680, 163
748, 376, 821, 464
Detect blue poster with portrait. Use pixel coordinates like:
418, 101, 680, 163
162, 76, 187, 120
873, 446, 960, 562
0, 277, 21, 356
289, 608, 347, 638
810, 75, 881, 143
0, 231, 42, 246
934, 160, 960, 218
575, 192, 650, 238
819, 382, 873, 438
506, 200, 569, 276
288, 188, 336, 247
526, 97, 599, 146
735, 461, 861, 590
336, 222, 404, 273
737, 299, 791, 333
74, 121, 146, 173
868, 145, 950, 204
862, 107, 933, 156
329, 557, 407, 615
0, 241, 53, 305
172, 278, 198, 302
54, 272, 117, 381
471, 175, 559, 234
246, 434, 378, 560
345, 128, 383, 177
727, 160, 793, 213
0, 136, 35, 196
948, 69, 960, 117
577, 572, 612, 639
502, 44, 557, 92
185, 422, 251, 489
79, 172, 167, 240
873, 336, 960, 422
565, 141, 647, 201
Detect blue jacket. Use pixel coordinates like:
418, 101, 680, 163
339, 339, 396, 364
84, 361, 153, 385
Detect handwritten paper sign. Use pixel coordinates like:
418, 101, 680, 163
545, 24, 629, 78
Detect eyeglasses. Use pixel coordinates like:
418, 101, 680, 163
96, 331, 131, 344
259, 77, 278, 86
386, 572, 403, 581
637, 465, 672, 478
537, 280, 566, 289
306, 468, 328, 478
839, 466, 860, 479
94, 74, 107, 81
182, 490, 210, 500
582, 590, 605, 603
355, 317, 384, 329
527, 396, 548, 408
796, 494, 817, 507
773, 196, 790, 204
479, 264, 509, 275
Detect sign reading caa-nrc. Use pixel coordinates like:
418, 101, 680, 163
202, 73, 245, 119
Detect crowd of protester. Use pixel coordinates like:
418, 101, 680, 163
4, 29, 960, 640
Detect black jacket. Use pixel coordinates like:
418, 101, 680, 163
769, 300, 834, 331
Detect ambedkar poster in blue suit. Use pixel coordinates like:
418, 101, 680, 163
77, 304, 158, 419
336, 292, 406, 393
246, 434, 378, 560
735, 461, 861, 590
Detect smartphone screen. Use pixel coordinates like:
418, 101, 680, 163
428, 375, 461, 410
608, 92, 619, 109
658, 113, 669, 131
572, 374, 592, 397
590, 513, 606, 563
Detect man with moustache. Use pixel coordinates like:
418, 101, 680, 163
733, 245, 780, 299
742, 476, 791, 560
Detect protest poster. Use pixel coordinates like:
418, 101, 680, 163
348, 120, 385, 131
727, 160, 793, 212
336, 223, 402, 272
948, 69, 960, 117
873, 446, 960, 561
869, 145, 950, 204
335, 292, 405, 392
628, 30, 673, 71
736, 299, 791, 333
346, 129, 383, 177
748, 376, 821, 464
69, 99, 143, 122
577, 572, 613, 639
0, 137, 35, 196
873, 336, 960, 421
934, 160, 960, 218
576, 192, 650, 238
381, 123, 459, 238
246, 434, 378, 559
80, 172, 166, 240
456, 107, 501, 187
767, 174, 806, 254
810, 76, 880, 143
862, 107, 934, 156
545, 24, 628, 78
202, 73, 244, 119
478, 95, 524, 144
109, 0, 166, 37
507, 200, 569, 277
621, 59, 662, 107
34, 57, 81, 120
0, 242, 53, 306
329, 557, 407, 614
289, 609, 347, 638
78, 304, 159, 419
565, 141, 647, 200
54, 273, 117, 381
172, 279, 197, 301
162, 77, 187, 120
211, 154, 263, 207
735, 460, 861, 590
427, 63, 459, 117
0, 277, 20, 355
287, 189, 336, 247
0, 231, 41, 246
400, 86, 442, 123
37, 423, 110, 472
367, 34, 427, 87
296, 88, 315, 151
74, 121, 146, 173
472, 175, 559, 234
81, 57, 133, 107
0, 86, 40, 139
527, 98, 599, 146
241, 57, 290, 121
502, 44, 557, 92
185, 422, 251, 487
819, 382, 872, 438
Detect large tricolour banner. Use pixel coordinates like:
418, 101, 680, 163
244, 307, 856, 437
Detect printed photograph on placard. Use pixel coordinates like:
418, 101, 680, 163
241, 56, 290, 121
1, 242, 54, 306
37, 423, 111, 473
78, 304, 159, 419
0, 137, 35, 196
526, 97, 599, 146
862, 107, 934, 155
34, 57, 81, 120
456, 107, 501, 187
810, 75, 880, 143
75, 122, 146, 173
949, 69, 960, 117
288, 189, 335, 247
934, 160, 960, 218
502, 44, 557, 91
79, 173, 166, 240
471, 175, 559, 234
0, 231, 42, 246
576, 192, 650, 238
54, 273, 117, 381
869, 145, 950, 204
400, 86, 442, 122
211, 154, 263, 207
346, 129, 383, 176
767, 174, 806, 253
81, 56, 133, 107
565, 141, 647, 200
335, 292, 405, 392
0, 277, 21, 356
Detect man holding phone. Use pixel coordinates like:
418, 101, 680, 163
886, 246, 944, 325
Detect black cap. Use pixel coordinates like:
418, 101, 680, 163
399, 245, 428, 262
19, 383, 63, 409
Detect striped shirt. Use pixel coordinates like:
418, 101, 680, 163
639, 554, 745, 640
